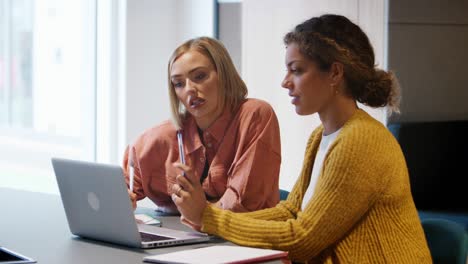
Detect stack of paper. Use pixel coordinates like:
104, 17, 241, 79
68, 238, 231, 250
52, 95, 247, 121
143, 245, 288, 264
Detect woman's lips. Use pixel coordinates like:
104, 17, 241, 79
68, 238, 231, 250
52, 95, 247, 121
290, 95, 299, 105
188, 96, 206, 109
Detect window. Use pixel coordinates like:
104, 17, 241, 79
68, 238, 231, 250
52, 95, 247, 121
0, 0, 96, 193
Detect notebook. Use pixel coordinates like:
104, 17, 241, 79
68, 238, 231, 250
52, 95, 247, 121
51, 157, 211, 249
143, 245, 289, 264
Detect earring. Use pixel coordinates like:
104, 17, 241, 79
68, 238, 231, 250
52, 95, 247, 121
331, 84, 339, 95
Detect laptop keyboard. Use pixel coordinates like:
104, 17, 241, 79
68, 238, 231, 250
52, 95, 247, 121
140, 232, 174, 242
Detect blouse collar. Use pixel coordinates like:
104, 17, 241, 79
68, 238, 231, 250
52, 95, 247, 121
182, 106, 234, 155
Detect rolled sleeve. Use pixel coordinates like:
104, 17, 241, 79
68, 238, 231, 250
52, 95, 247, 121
221, 140, 281, 211
217, 102, 281, 212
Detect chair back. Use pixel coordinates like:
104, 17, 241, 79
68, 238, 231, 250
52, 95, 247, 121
279, 189, 289, 201
421, 218, 468, 264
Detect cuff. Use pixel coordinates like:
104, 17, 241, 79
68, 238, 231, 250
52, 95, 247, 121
201, 204, 223, 235
217, 188, 248, 212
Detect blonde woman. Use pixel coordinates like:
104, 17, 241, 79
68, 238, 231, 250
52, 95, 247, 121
123, 37, 281, 214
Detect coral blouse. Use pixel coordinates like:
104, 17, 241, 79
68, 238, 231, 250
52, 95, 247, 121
122, 98, 281, 212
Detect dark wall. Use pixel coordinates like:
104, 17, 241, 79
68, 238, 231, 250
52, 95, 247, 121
389, 121, 468, 212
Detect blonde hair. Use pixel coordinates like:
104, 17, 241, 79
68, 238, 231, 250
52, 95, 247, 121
167, 37, 248, 130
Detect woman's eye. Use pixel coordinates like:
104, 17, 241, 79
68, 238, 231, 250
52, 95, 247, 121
291, 68, 301, 74
195, 73, 206, 80
173, 82, 183, 88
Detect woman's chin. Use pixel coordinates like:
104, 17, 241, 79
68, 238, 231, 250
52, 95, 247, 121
295, 107, 306, 115
295, 106, 314, 116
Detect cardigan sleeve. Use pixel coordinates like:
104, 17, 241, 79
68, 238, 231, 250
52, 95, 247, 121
227, 200, 298, 221
201, 125, 393, 262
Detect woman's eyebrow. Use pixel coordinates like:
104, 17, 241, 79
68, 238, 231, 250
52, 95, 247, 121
171, 66, 209, 79
287, 60, 304, 67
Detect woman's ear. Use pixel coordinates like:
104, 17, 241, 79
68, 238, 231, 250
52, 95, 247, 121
329, 62, 344, 86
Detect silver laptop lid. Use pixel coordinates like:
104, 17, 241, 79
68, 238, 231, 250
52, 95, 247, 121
51, 157, 211, 249
51, 157, 142, 248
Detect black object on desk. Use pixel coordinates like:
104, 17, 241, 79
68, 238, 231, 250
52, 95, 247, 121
0, 246, 36, 263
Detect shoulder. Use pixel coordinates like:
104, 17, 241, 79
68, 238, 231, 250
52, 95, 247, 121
134, 120, 177, 147
130, 120, 177, 161
328, 110, 408, 194
232, 99, 280, 141
335, 109, 402, 158
239, 98, 275, 113
236, 98, 277, 120
342, 110, 396, 143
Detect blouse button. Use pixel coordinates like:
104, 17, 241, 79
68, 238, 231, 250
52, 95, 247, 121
207, 143, 212, 148
200, 157, 205, 162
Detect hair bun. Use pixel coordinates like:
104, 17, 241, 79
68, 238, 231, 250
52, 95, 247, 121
360, 69, 400, 113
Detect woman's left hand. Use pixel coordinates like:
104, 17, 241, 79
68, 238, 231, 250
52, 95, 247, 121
172, 162, 208, 228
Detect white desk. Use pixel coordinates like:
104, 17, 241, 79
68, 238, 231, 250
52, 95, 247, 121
0, 188, 285, 263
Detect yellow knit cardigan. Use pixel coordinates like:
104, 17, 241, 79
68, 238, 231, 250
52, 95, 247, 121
201, 109, 432, 263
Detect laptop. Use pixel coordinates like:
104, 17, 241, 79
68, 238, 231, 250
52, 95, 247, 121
51, 157, 211, 249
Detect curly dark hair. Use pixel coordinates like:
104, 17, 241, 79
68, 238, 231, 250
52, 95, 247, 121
284, 14, 400, 113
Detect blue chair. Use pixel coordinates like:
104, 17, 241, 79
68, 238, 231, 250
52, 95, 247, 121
279, 189, 289, 201
419, 211, 468, 232
421, 218, 468, 264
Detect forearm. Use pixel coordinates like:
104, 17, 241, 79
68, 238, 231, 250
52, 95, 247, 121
235, 200, 296, 220
202, 204, 293, 245
201, 205, 315, 262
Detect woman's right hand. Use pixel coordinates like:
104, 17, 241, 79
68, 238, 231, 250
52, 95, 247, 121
171, 162, 208, 228
128, 189, 137, 210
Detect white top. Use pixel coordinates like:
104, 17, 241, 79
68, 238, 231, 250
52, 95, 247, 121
301, 128, 341, 210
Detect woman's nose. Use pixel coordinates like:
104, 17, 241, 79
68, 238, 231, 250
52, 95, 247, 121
281, 77, 292, 89
186, 79, 197, 93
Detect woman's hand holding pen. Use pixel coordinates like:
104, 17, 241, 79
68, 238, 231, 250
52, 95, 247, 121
172, 162, 207, 228
127, 160, 137, 210
128, 189, 137, 210
128, 145, 137, 210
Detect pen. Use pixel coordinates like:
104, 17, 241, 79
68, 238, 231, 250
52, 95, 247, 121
177, 131, 186, 176
129, 147, 135, 192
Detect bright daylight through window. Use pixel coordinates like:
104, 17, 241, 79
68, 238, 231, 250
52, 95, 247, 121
0, 0, 96, 193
